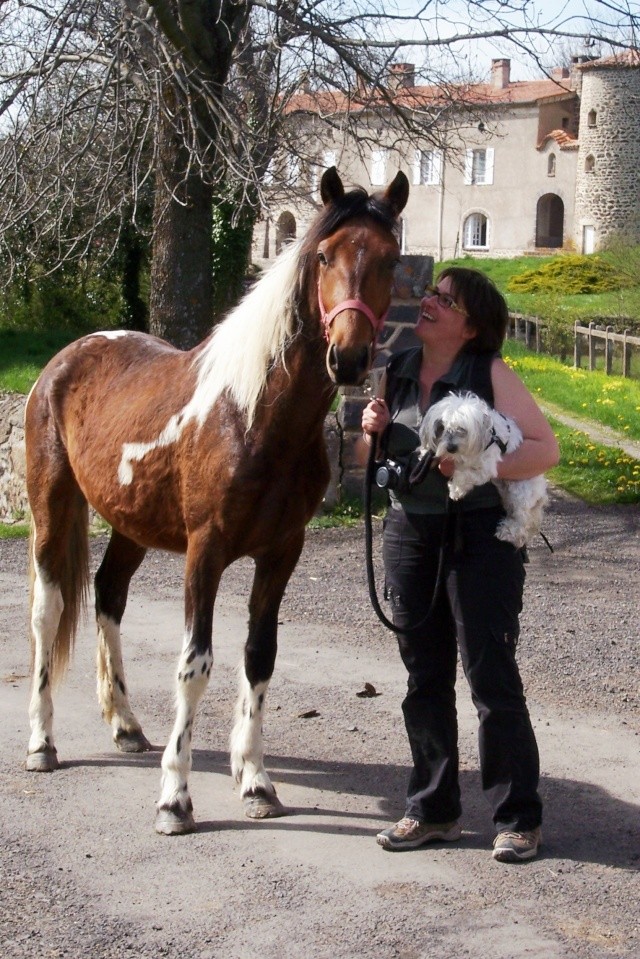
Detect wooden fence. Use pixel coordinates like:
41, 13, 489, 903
574, 322, 639, 377
507, 313, 640, 378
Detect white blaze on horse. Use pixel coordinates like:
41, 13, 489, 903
24, 166, 409, 834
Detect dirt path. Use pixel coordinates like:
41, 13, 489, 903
1, 490, 638, 959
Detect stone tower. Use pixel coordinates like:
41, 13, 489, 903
573, 52, 640, 252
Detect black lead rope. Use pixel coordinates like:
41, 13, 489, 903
364, 440, 449, 635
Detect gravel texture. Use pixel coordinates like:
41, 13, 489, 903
0, 488, 638, 959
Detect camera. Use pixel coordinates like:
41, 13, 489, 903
374, 449, 435, 494
375, 459, 409, 493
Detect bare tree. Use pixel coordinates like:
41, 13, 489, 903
1, 0, 637, 346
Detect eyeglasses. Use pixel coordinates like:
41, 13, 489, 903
423, 285, 468, 317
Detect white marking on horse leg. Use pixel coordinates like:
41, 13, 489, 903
96, 614, 148, 748
229, 670, 275, 798
27, 561, 63, 761
157, 639, 213, 824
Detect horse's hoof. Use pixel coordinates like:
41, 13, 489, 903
25, 747, 59, 772
114, 728, 153, 753
155, 806, 196, 835
242, 790, 288, 819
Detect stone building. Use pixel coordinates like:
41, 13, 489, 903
254, 51, 640, 265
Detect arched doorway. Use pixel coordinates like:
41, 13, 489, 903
275, 211, 296, 254
535, 194, 564, 248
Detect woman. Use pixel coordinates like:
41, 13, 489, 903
361, 267, 559, 863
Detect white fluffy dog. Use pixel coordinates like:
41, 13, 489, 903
419, 391, 548, 548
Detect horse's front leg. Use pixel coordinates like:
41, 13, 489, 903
155, 531, 222, 835
230, 531, 305, 819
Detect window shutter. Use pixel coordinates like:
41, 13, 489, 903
485, 148, 494, 185
432, 149, 443, 185
464, 149, 473, 184
413, 150, 422, 185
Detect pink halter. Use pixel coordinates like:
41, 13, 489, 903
318, 280, 389, 343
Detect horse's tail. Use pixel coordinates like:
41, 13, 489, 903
29, 499, 90, 687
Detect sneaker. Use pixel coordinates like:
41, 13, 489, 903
376, 817, 462, 851
492, 827, 542, 863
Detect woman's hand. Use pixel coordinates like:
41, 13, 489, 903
361, 397, 390, 439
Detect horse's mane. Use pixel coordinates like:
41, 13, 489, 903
190, 184, 399, 429
191, 240, 301, 429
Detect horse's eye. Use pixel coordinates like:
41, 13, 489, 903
317, 250, 328, 266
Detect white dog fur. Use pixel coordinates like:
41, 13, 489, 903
419, 391, 548, 548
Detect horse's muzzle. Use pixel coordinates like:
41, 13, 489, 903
326, 343, 372, 386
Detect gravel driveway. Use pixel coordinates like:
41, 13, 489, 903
0, 488, 638, 958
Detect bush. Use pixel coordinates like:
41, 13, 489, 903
507, 255, 626, 295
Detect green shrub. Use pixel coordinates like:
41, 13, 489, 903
507, 255, 625, 295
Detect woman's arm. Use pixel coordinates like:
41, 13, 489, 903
491, 357, 560, 480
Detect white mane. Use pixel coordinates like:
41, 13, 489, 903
191, 240, 303, 429
118, 243, 304, 484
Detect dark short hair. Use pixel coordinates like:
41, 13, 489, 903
437, 266, 508, 353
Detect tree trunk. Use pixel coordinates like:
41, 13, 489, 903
149, 85, 214, 349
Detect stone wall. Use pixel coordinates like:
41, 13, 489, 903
0, 393, 28, 523
574, 63, 640, 249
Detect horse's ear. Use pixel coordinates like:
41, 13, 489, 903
320, 166, 345, 206
384, 171, 410, 217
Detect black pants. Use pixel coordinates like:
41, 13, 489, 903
383, 505, 542, 833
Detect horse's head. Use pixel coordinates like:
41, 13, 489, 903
315, 167, 409, 386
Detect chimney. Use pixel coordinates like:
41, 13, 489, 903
388, 62, 415, 90
551, 66, 570, 81
491, 59, 511, 89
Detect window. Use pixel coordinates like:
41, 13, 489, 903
464, 148, 494, 185
463, 213, 488, 249
588, 109, 597, 128
412, 149, 443, 185
547, 153, 556, 176
585, 154, 595, 173
371, 148, 387, 186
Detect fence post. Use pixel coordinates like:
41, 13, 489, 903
623, 329, 631, 378
574, 321, 581, 369
605, 326, 613, 375
588, 323, 596, 371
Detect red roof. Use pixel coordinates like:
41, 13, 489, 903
285, 76, 576, 117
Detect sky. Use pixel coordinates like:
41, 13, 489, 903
389, 0, 639, 81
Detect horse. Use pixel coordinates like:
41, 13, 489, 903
24, 166, 409, 834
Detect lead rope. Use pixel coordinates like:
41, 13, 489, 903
364, 439, 449, 635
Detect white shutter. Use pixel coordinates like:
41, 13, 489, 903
485, 147, 494, 185
432, 149, 443, 185
323, 149, 337, 171
413, 149, 422, 185
371, 148, 386, 186
464, 149, 473, 184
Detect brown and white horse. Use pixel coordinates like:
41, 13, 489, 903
24, 166, 409, 834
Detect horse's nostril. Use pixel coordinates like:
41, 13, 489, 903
328, 343, 339, 373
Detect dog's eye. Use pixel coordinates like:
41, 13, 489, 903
457, 428, 467, 438
434, 421, 444, 439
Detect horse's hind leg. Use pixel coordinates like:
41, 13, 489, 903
27, 481, 89, 772
230, 532, 305, 819
94, 530, 150, 752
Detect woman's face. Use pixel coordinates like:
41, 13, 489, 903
414, 275, 476, 351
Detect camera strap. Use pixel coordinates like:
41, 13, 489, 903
364, 440, 449, 635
